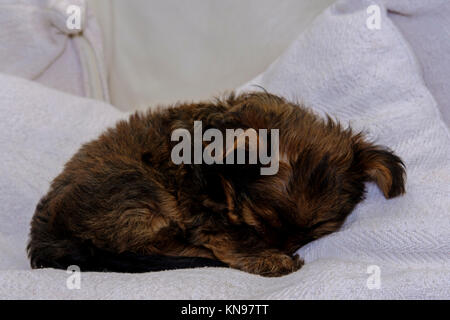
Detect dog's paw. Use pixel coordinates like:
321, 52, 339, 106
242, 251, 304, 277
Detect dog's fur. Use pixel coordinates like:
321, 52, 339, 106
27, 92, 405, 276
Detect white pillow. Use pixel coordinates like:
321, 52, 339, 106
0, 0, 109, 101
385, 0, 450, 127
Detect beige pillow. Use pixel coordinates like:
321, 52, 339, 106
90, 0, 334, 110
0, 0, 109, 101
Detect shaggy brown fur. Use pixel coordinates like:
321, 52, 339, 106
27, 92, 406, 277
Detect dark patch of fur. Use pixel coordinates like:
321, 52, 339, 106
27, 92, 406, 277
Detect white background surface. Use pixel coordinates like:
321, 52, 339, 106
90, 0, 334, 109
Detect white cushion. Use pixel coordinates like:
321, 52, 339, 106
0, 0, 109, 101
89, 0, 334, 109
385, 0, 450, 127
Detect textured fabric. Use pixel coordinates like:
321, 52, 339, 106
0, 74, 123, 272
0, 0, 449, 299
385, 0, 450, 127
0, 0, 109, 101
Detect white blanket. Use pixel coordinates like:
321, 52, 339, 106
0, 0, 449, 299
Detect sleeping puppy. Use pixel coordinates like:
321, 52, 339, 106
27, 92, 405, 277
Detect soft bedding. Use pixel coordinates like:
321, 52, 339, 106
0, 0, 449, 299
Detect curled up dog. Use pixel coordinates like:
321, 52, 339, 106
27, 92, 406, 277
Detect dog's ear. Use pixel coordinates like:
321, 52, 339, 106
354, 139, 406, 198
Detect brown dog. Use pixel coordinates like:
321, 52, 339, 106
27, 92, 405, 277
